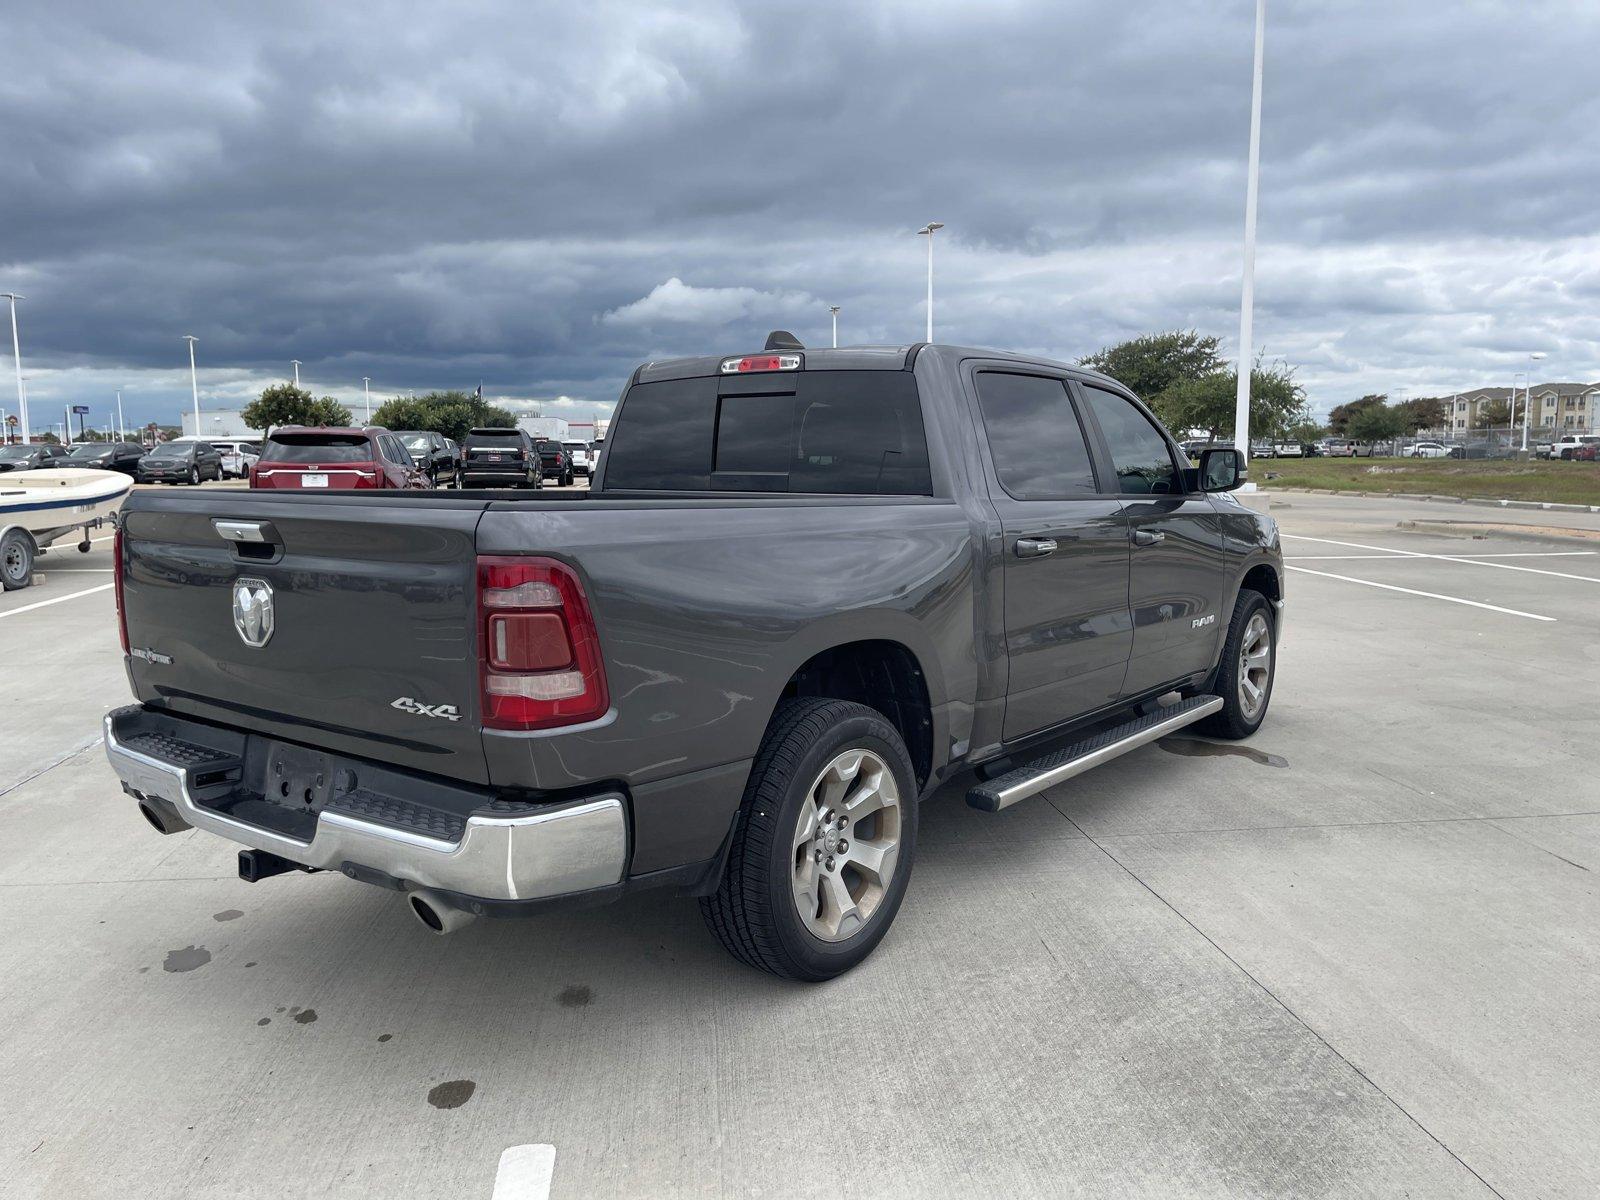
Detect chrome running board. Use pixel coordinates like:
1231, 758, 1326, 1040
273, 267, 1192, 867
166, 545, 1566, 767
966, 695, 1224, 812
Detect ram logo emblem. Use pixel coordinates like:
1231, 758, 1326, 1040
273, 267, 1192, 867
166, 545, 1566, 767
232, 578, 275, 648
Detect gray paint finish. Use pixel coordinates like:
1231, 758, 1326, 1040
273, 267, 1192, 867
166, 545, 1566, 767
113, 345, 1279, 888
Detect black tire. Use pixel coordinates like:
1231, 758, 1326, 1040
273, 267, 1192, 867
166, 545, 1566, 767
187, 466, 200, 485
1, 529, 35, 590
700, 698, 918, 982
1196, 588, 1276, 740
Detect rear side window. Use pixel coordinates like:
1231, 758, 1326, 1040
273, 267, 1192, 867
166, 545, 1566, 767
973, 372, 1098, 499
605, 371, 932, 495
262, 435, 373, 463
1082, 387, 1179, 495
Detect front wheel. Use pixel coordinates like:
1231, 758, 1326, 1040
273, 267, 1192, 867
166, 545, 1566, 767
1, 529, 35, 590
1197, 588, 1276, 740
700, 698, 918, 982
187, 466, 200, 485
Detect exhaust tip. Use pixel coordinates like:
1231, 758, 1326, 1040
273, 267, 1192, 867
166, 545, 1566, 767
409, 894, 445, 932
138, 798, 191, 836
407, 889, 476, 935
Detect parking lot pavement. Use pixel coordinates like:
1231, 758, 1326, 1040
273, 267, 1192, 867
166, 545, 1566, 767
2, 491, 1597, 1198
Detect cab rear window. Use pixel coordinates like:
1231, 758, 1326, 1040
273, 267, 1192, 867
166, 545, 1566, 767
605, 371, 932, 495
261, 436, 373, 463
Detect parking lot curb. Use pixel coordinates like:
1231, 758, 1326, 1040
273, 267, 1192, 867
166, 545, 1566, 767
1263, 486, 1598, 513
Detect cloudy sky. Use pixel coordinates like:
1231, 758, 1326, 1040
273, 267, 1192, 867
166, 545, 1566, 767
3, 0, 1597, 434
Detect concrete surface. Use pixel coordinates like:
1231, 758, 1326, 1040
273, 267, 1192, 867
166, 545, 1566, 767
1, 492, 1597, 1198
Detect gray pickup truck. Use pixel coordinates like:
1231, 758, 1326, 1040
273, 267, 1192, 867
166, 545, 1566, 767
105, 336, 1282, 981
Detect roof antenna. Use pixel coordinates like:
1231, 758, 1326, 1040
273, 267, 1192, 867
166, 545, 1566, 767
764, 330, 805, 351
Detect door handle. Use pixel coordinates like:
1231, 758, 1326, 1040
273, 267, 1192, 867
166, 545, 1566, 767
1014, 537, 1058, 558
1132, 529, 1166, 547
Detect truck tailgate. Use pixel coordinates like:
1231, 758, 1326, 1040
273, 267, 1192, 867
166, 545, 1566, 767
119, 494, 490, 783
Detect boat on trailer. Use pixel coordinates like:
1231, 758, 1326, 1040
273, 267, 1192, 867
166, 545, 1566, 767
1, 468, 135, 591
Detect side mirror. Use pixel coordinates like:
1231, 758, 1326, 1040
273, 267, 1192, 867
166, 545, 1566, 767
1199, 447, 1247, 492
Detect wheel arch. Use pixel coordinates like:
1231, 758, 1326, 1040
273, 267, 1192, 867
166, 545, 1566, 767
769, 629, 941, 792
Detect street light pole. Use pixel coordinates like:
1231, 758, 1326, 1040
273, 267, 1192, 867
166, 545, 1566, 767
183, 335, 200, 436
362, 376, 371, 422
1232, 0, 1267, 468
115, 389, 125, 441
1522, 351, 1546, 451
917, 223, 944, 342
291, 360, 301, 388
2, 293, 27, 443
829, 306, 840, 349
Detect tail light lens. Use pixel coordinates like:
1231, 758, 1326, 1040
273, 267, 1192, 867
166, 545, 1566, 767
478, 557, 609, 730
114, 524, 129, 654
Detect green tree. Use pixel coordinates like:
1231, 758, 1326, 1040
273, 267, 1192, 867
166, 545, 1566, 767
370, 390, 516, 442
1079, 330, 1225, 400
241, 383, 352, 438
1328, 394, 1386, 435
1155, 360, 1307, 444
1396, 396, 1447, 433
1347, 401, 1407, 448
1474, 398, 1511, 428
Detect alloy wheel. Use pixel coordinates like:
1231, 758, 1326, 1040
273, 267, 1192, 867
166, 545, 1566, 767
790, 749, 902, 943
1238, 611, 1272, 720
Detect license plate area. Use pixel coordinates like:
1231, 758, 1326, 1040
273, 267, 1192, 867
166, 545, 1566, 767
301, 473, 329, 487
263, 743, 336, 814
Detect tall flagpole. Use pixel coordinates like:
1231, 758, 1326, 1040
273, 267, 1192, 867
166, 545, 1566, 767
1232, 0, 1266, 466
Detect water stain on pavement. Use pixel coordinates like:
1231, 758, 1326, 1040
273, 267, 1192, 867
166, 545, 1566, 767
559, 984, 593, 1007
291, 1007, 317, 1025
1159, 737, 1288, 769
257, 1018, 271, 1026
427, 1080, 476, 1110
212, 910, 244, 922
377, 1034, 393, 1043
163, 946, 212, 973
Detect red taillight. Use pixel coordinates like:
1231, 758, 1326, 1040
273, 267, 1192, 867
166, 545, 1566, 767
719, 354, 802, 374
113, 524, 129, 654
477, 556, 608, 730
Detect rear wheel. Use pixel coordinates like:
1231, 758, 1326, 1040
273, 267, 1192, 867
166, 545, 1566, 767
1, 529, 35, 590
1197, 589, 1275, 740
700, 698, 918, 982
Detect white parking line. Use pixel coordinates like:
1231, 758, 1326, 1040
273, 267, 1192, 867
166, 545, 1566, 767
492, 1145, 556, 1200
1285, 566, 1556, 621
0, 583, 115, 619
1287, 551, 1597, 561
1283, 534, 1600, 584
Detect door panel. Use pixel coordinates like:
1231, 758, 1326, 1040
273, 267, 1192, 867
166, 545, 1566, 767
967, 369, 1134, 742
997, 501, 1132, 739
1121, 496, 1228, 693
1076, 384, 1228, 696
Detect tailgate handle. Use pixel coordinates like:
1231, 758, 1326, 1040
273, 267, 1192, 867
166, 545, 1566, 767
213, 519, 274, 544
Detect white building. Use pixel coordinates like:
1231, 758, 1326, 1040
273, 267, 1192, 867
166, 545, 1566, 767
517, 416, 570, 442
181, 409, 256, 438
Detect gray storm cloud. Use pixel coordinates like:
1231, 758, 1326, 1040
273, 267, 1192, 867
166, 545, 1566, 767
2, 0, 1596, 427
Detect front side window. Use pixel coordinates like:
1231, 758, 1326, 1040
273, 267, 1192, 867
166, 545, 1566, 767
1082, 387, 1179, 495
972, 372, 1098, 499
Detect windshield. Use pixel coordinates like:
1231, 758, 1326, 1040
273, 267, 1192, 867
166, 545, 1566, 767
401, 434, 431, 451
261, 435, 372, 463
466, 430, 521, 446
563, 442, 587, 452
146, 443, 194, 459
66, 444, 113, 457
0, 445, 37, 459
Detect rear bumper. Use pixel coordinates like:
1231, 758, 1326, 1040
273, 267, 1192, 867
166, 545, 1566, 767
103, 706, 627, 903
462, 469, 531, 485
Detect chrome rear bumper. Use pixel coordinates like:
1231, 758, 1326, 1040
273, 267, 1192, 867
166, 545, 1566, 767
104, 708, 627, 902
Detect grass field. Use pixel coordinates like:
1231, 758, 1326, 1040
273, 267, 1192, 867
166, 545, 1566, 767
1252, 456, 1600, 506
